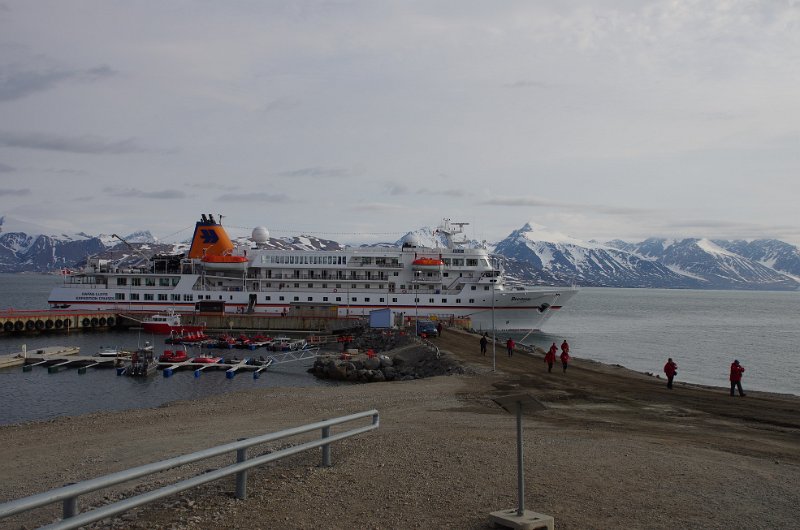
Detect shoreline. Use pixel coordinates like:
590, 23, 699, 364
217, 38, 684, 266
1, 328, 798, 529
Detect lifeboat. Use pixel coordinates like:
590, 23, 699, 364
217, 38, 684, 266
191, 355, 222, 364
201, 255, 249, 271
412, 257, 445, 270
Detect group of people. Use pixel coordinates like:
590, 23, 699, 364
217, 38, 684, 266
479, 333, 748, 395
664, 358, 747, 396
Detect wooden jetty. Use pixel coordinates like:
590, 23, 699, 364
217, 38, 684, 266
0, 346, 81, 370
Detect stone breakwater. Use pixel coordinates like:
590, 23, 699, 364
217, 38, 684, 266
309, 332, 466, 383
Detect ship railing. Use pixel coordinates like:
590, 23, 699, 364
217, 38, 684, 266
0, 410, 380, 530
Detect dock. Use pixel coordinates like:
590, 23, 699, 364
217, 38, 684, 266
0, 346, 82, 370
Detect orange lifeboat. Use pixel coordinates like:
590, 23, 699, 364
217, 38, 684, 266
412, 257, 445, 270
201, 254, 248, 271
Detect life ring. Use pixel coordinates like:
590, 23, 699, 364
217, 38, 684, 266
107, 317, 115, 327
82, 318, 91, 327
45, 319, 54, 329
25, 320, 35, 331
35, 320, 45, 330
91, 317, 99, 327
3, 321, 13, 332
14, 321, 24, 331
63, 319, 71, 328
333, 289, 337, 293
99, 317, 107, 326
55, 319, 64, 329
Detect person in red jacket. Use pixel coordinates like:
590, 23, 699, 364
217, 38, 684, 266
506, 338, 515, 358
729, 360, 746, 396
663, 358, 677, 389
545, 342, 557, 373
561, 340, 569, 356
560, 348, 570, 373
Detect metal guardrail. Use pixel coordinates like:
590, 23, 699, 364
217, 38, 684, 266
0, 410, 379, 530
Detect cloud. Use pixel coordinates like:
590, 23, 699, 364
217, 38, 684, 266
103, 187, 189, 199
188, 182, 240, 191
0, 161, 14, 172
357, 202, 404, 212
276, 167, 351, 179
0, 188, 29, 196
0, 131, 155, 154
263, 97, 301, 113
217, 192, 291, 202
0, 65, 116, 102
482, 195, 653, 216
504, 80, 551, 89
386, 184, 409, 196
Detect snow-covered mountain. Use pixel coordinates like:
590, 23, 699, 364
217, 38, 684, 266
1, 215, 798, 290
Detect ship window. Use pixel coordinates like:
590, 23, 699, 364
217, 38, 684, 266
467, 259, 478, 267
443, 258, 451, 265
380, 298, 384, 302
428, 298, 434, 303
292, 296, 298, 301
184, 295, 193, 301
471, 286, 476, 290
159, 278, 170, 286
322, 283, 327, 288
171, 294, 180, 301
115, 293, 125, 300
218, 295, 222, 300
351, 297, 357, 302
265, 296, 271, 301
336, 284, 342, 289
131, 278, 141, 286
453, 259, 464, 266
144, 294, 154, 301
442, 298, 447, 303
145, 278, 155, 286
336, 297, 341, 302
443, 273, 449, 278
469, 299, 475, 303
484, 286, 489, 290
456, 298, 461, 303
158, 294, 167, 301
294, 283, 300, 288
307, 297, 313, 301
323, 297, 328, 302
130, 293, 140, 300
364, 298, 370, 302
392, 298, 397, 303
351, 284, 356, 289
365, 284, 370, 289
308, 283, 313, 288
116, 278, 127, 286
279, 296, 285, 301
414, 297, 419, 303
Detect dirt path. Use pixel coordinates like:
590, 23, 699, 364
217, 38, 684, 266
1, 328, 798, 529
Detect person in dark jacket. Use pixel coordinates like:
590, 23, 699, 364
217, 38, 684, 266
663, 358, 678, 389
560, 348, 570, 373
545, 342, 558, 373
480, 333, 488, 356
730, 360, 746, 396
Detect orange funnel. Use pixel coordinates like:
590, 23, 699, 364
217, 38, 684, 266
188, 215, 235, 258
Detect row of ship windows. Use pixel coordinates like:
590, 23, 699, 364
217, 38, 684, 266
114, 292, 478, 304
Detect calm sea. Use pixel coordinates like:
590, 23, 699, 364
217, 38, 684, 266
0, 275, 797, 425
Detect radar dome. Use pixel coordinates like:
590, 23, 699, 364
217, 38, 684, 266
401, 233, 420, 247
251, 226, 270, 244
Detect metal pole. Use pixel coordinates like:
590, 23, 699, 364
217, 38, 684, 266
491, 276, 496, 372
516, 401, 525, 516
321, 425, 331, 467
235, 441, 248, 500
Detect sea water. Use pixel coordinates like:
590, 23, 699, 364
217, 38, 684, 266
0, 275, 797, 425
519, 287, 800, 397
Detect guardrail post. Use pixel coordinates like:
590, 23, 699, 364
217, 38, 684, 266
235, 442, 248, 500
63, 488, 78, 519
321, 426, 331, 467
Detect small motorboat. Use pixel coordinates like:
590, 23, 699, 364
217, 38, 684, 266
159, 349, 189, 363
95, 346, 126, 358
142, 310, 206, 335
191, 355, 222, 364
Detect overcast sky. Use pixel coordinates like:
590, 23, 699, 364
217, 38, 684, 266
1, 1, 799, 245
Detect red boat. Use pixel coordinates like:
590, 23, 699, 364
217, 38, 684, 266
191, 355, 222, 364
159, 349, 189, 363
142, 310, 206, 335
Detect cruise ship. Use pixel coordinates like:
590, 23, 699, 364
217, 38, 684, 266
48, 215, 577, 331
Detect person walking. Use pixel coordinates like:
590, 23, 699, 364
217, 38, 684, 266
506, 338, 515, 358
663, 358, 678, 389
729, 360, 746, 396
560, 348, 570, 373
561, 339, 570, 357
545, 342, 557, 373
480, 333, 488, 356
436, 322, 443, 336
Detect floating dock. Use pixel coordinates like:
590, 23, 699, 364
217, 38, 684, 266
0, 345, 82, 370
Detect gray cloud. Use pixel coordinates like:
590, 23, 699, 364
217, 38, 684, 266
0, 162, 14, 172
217, 192, 291, 202
0, 65, 116, 102
277, 167, 351, 179
103, 187, 189, 199
263, 97, 301, 113
482, 196, 655, 216
504, 80, 551, 89
387, 184, 409, 196
0, 188, 30, 196
188, 182, 240, 191
0, 131, 154, 154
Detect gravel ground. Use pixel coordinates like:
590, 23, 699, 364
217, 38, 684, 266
1, 328, 798, 529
